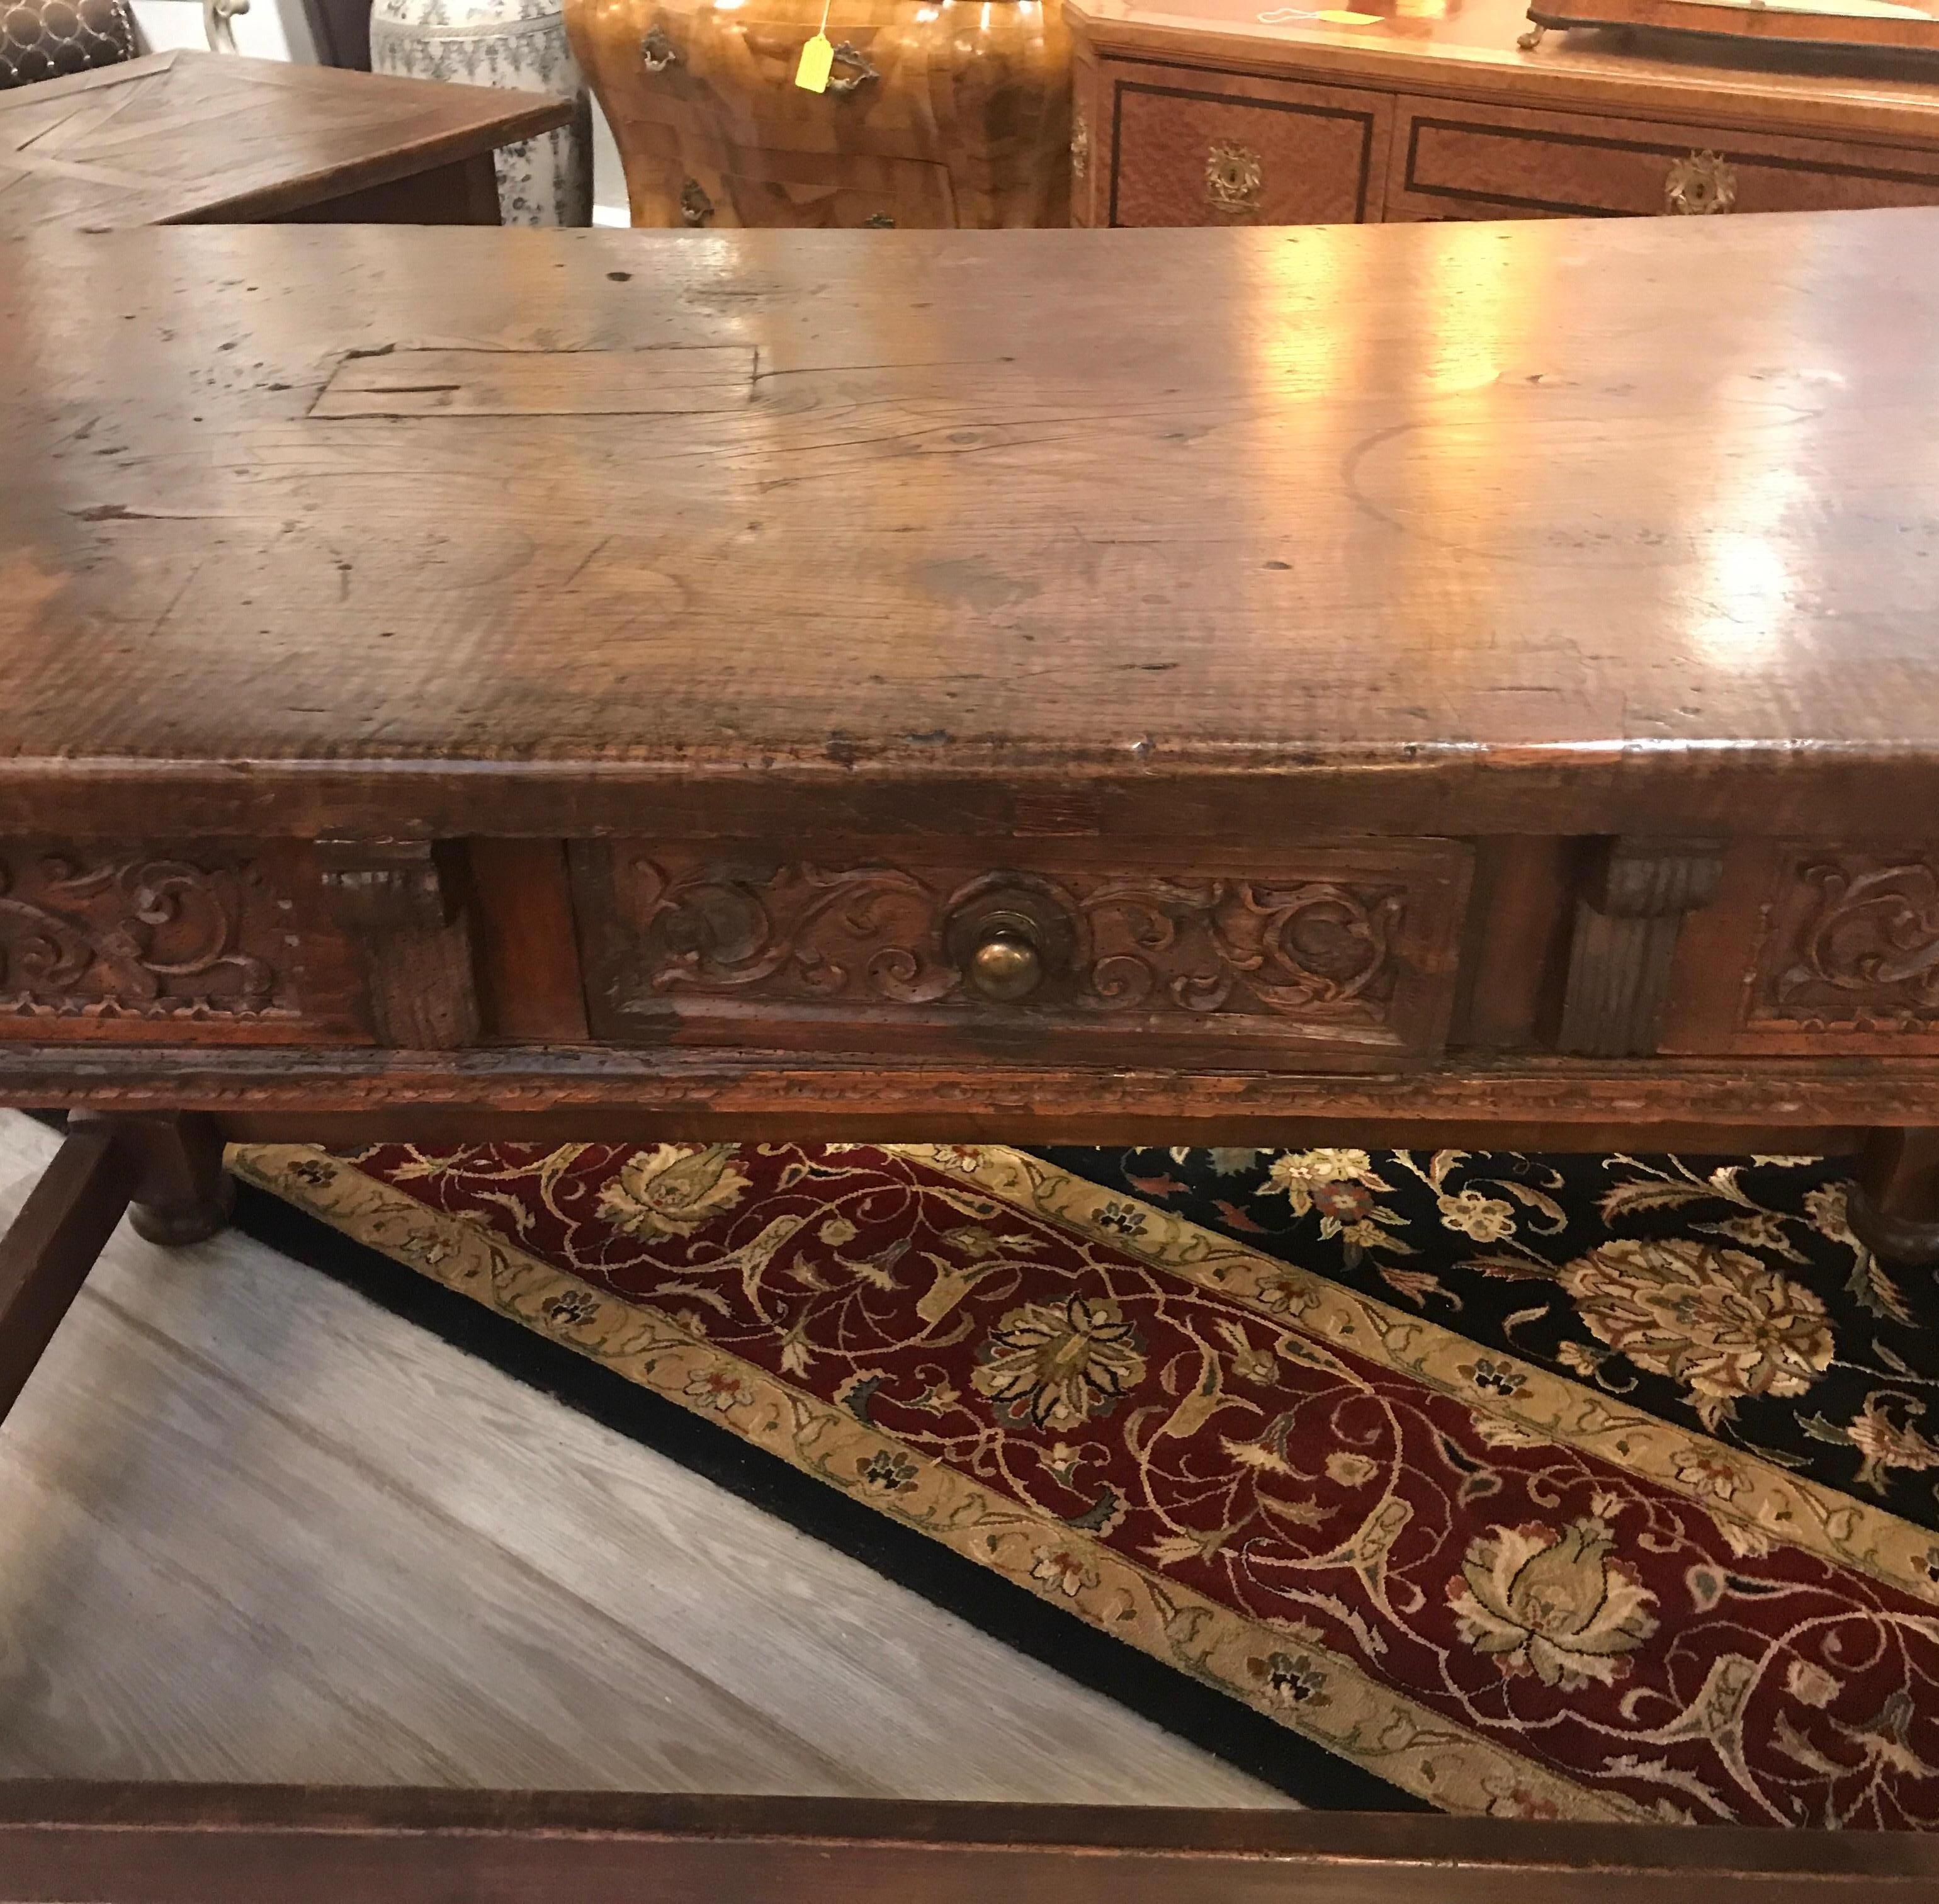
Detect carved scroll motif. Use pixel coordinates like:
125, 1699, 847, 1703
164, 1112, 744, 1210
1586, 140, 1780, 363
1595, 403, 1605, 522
1765, 856, 1939, 1029
0, 850, 286, 1023
617, 857, 1406, 1026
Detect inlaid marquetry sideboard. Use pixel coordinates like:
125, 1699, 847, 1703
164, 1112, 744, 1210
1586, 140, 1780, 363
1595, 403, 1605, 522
1067, 0, 1939, 225
7, 208, 1939, 1890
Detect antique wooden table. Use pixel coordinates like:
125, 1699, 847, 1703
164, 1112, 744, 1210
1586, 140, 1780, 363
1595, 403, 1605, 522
0, 48, 568, 235
6, 210, 1939, 1895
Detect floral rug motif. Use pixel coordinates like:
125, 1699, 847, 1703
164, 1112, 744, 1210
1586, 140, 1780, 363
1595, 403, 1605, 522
232, 1139, 1939, 1830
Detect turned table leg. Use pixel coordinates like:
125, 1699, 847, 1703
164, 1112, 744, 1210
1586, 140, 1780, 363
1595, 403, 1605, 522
69, 1112, 233, 1247
1850, 1128, 1939, 1267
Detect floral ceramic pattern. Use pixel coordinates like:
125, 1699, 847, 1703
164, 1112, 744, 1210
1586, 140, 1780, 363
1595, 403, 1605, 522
232, 1139, 1939, 1829
370, 0, 590, 225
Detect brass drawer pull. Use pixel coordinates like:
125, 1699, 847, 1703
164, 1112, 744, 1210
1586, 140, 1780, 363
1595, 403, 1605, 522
679, 178, 713, 226
825, 40, 878, 94
1665, 150, 1736, 215
640, 24, 679, 69
1206, 139, 1262, 216
968, 927, 1043, 1003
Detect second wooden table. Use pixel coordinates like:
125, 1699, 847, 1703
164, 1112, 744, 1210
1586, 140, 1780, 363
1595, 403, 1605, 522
0, 48, 570, 234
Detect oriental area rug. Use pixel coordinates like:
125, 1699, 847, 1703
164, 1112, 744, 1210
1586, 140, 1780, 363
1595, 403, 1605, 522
230, 1138, 1939, 1830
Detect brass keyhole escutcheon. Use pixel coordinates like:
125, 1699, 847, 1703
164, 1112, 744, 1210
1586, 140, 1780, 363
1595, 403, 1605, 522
1205, 139, 1263, 215
1664, 150, 1736, 215
970, 930, 1042, 1002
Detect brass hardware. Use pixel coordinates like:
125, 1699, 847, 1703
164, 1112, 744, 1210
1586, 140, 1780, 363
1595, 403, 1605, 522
968, 929, 1043, 1002
1515, 18, 1546, 48
640, 23, 679, 69
1070, 111, 1090, 180
863, 212, 896, 227
679, 178, 713, 226
825, 40, 879, 94
1205, 140, 1262, 216
1665, 150, 1736, 215
943, 883, 1075, 995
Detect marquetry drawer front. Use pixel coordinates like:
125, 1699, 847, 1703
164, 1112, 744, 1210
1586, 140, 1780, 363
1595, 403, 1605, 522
571, 841, 1472, 1070
1664, 844, 1939, 1057
1104, 60, 1394, 226
0, 841, 367, 1044
1386, 99, 1939, 222
676, 153, 958, 230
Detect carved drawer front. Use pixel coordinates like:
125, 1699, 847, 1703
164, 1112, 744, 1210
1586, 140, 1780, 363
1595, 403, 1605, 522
571, 839, 1471, 1070
1386, 98, 1939, 222
1103, 60, 1394, 227
0, 841, 368, 1044
1663, 844, 1939, 1057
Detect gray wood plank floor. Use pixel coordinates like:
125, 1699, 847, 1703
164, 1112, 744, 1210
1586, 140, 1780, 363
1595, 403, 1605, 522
0, 1113, 1286, 1804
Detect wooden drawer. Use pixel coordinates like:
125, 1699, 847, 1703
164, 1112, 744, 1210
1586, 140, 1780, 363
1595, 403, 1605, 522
571, 839, 1472, 1071
1103, 60, 1394, 226
1387, 97, 1939, 221
655, 151, 956, 230
1665, 843, 1939, 1056
0, 839, 367, 1044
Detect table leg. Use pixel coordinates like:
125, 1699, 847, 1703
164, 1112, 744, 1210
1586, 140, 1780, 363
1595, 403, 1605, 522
71, 1111, 233, 1247
0, 1125, 135, 1424
1850, 1127, 1939, 1266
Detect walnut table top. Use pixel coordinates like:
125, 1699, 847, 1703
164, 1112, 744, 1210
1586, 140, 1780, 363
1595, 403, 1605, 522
2, 213, 1937, 842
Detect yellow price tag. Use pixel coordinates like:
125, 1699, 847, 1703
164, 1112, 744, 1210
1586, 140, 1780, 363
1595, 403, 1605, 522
795, 30, 834, 89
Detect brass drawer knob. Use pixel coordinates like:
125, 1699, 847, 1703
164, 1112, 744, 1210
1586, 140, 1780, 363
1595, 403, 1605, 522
968, 931, 1042, 1002
1206, 140, 1262, 216
1665, 151, 1736, 215
825, 40, 879, 94
640, 24, 679, 70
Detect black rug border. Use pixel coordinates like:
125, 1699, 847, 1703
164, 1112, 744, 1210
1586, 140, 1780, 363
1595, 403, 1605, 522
226, 1169, 1429, 1816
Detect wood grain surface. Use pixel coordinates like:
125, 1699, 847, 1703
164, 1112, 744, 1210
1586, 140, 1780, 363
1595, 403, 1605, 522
6, 215, 1939, 841
0, 1036, 1912, 1146
4, 1782, 1939, 1901
0, 50, 567, 235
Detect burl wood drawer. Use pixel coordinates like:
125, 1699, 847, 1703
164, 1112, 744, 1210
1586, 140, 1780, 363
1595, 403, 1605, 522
1665, 844, 1939, 1057
683, 151, 957, 230
571, 839, 1472, 1070
1386, 98, 1939, 221
1102, 60, 1394, 226
0, 840, 367, 1044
